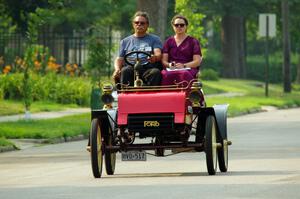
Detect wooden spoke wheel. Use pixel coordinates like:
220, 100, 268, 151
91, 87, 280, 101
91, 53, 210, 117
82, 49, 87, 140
105, 129, 116, 175
205, 115, 218, 175
218, 139, 229, 172
90, 118, 103, 178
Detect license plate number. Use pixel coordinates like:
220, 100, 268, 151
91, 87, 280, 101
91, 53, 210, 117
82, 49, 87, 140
121, 151, 146, 161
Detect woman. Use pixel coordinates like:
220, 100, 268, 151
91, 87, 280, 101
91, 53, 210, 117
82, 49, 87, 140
161, 15, 202, 85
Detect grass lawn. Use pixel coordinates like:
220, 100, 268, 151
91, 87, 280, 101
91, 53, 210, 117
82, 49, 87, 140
204, 79, 300, 117
0, 137, 17, 149
0, 113, 90, 140
0, 100, 82, 116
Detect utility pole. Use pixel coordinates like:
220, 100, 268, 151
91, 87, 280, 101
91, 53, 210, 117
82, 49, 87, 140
282, 0, 291, 93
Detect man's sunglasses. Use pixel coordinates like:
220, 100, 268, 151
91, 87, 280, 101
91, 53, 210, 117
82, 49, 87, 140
174, 23, 186, 28
133, 21, 147, 25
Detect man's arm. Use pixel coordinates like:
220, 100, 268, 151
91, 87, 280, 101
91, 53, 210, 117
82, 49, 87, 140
149, 48, 162, 63
112, 57, 124, 82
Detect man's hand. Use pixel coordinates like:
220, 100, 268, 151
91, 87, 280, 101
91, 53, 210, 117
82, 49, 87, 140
113, 57, 124, 83
112, 69, 121, 83
148, 55, 157, 63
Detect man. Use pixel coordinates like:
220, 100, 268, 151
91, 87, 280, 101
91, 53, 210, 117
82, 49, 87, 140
112, 11, 162, 86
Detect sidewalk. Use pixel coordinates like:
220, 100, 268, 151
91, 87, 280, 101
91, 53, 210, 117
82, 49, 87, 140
0, 108, 90, 123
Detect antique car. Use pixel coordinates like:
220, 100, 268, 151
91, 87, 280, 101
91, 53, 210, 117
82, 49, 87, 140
87, 51, 231, 178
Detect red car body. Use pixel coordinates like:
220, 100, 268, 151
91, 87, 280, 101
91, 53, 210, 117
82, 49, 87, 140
118, 90, 186, 125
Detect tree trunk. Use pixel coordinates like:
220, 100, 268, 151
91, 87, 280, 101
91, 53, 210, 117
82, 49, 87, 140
137, 0, 168, 41
282, 0, 291, 92
221, 15, 246, 78
296, 53, 300, 84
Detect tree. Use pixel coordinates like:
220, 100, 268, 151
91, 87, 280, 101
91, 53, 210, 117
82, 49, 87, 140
175, 0, 206, 49
2, 0, 136, 35
281, 0, 291, 92
137, 0, 168, 40
191, 0, 261, 78
2, 0, 49, 34
290, 0, 300, 84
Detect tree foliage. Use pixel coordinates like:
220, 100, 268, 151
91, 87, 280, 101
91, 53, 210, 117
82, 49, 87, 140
175, 0, 206, 47
1, 0, 136, 35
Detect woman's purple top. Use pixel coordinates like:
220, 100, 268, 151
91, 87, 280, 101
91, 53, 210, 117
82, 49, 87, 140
162, 36, 202, 64
161, 36, 202, 85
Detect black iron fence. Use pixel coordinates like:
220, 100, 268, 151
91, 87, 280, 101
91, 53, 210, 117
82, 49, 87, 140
0, 30, 121, 73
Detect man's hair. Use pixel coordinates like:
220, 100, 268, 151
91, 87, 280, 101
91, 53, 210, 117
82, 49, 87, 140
132, 11, 150, 24
171, 14, 189, 26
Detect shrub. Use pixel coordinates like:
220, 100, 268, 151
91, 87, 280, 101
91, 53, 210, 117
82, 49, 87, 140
201, 49, 298, 83
0, 73, 91, 106
85, 37, 110, 82
200, 69, 219, 81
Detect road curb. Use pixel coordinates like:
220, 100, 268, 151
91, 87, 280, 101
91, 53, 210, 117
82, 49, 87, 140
43, 134, 88, 144
0, 134, 88, 153
0, 145, 19, 153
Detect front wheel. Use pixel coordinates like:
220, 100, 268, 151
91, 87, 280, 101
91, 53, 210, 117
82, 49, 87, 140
205, 115, 218, 175
218, 139, 228, 172
90, 118, 103, 178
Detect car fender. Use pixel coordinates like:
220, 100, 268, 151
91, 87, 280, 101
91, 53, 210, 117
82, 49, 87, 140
91, 109, 117, 136
213, 104, 229, 140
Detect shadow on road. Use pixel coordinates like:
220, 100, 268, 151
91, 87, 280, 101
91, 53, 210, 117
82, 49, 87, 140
105, 172, 208, 178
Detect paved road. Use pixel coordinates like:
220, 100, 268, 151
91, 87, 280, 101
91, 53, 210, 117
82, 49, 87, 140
0, 108, 299, 199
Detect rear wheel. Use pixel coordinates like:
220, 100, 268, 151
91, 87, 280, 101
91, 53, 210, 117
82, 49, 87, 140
90, 119, 103, 178
105, 130, 116, 175
218, 139, 228, 172
205, 115, 218, 175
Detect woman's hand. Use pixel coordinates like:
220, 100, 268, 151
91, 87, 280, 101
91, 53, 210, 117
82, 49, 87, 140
175, 63, 185, 69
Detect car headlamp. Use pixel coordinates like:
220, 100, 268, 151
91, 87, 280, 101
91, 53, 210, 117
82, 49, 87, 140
101, 84, 114, 106
189, 82, 203, 107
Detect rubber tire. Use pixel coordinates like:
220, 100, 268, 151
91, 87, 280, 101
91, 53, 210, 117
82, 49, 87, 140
205, 115, 218, 175
217, 139, 228, 172
90, 118, 103, 178
105, 132, 116, 175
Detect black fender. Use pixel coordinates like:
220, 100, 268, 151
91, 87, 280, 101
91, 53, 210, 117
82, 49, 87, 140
212, 104, 229, 140
91, 109, 117, 139
195, 104, 228, 140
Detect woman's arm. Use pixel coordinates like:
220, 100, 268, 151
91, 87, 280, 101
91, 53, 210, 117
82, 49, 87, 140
185, 54, 202, 68
175, 54, 202, 69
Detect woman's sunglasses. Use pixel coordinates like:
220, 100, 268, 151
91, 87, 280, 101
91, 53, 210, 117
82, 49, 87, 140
173, 23, 186, 28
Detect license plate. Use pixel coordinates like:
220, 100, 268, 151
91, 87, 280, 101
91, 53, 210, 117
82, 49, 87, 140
121, 151, 147, 161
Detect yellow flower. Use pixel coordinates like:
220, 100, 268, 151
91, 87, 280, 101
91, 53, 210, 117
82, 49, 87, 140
49, 56, 56, 62
3, 65, 11, 74
34, 61, 41, 70
66, 63, 72, 71
15, 57, 23, 66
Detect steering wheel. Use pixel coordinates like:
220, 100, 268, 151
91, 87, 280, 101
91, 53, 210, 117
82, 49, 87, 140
124, 51, 151, 67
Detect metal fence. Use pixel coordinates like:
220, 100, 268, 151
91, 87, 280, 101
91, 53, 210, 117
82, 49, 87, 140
0, 30, 121, 73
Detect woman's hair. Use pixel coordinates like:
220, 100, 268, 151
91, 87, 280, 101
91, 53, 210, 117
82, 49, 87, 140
132, 11, 150, 24
171, 14, 189, 26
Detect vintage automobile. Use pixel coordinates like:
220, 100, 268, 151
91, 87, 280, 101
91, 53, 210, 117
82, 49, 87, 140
87, 51, 231, 178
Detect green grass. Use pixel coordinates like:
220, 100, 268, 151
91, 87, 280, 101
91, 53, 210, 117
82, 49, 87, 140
0, 113, 90, 140
0, 137, 17, 148
204, 79, 300, 117
0, 100, 82, 116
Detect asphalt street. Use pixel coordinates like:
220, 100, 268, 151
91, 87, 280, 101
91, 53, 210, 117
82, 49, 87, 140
0, 108, 299, 199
